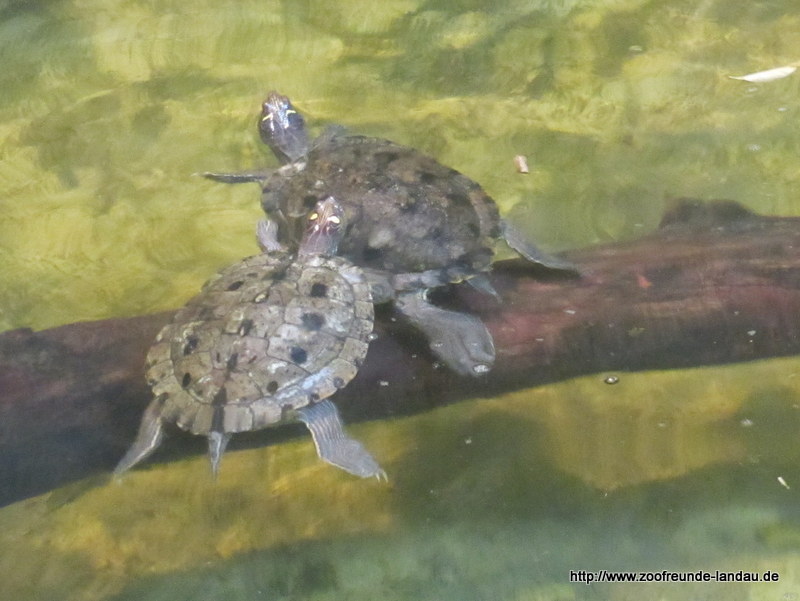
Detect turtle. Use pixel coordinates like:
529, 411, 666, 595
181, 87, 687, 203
205, 92, 576, 377
115, 197, 385, 480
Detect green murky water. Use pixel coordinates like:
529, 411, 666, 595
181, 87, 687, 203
3, 0, 800, 599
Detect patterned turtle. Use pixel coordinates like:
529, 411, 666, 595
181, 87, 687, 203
205, 92, 575, 376
115, 197, 385, 479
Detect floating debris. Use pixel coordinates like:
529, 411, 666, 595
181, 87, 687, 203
514, 155, 530, 174
778, 476, 791, 490
604, 375, 620, 385
729, 65, 797, 83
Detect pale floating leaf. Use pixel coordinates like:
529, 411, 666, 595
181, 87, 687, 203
728, 65, 797, 83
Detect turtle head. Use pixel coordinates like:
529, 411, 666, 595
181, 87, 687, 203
299, 197, 346, 257
259, 91, 309, 164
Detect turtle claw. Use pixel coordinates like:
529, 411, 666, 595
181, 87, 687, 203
296, 400, 385, 479
202, 170, 271, 184
255, 219, 284, 253
467, 274, 501, 301
396, 291, 495, 377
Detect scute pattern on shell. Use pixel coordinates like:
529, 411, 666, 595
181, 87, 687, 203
145, 252, 373, 436
262, 135, 501, 287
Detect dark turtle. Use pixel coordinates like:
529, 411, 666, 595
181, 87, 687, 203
205, 92, 575, 376
115, 198, 385, 479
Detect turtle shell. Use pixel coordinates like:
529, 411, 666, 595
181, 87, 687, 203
261, 135, 502, 289
145, 251, 373, 436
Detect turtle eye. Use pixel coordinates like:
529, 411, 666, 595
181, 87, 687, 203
328, 215, 341, 225
308, 212, 319, 222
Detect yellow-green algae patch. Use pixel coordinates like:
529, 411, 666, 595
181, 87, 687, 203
3, 356, 800, 599
0, 425, 394, 601
4, 0, 800, 331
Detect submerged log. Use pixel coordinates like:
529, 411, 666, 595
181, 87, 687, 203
2, 199, 800, 505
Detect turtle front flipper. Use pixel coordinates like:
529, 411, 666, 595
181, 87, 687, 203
501, 219, 578, 272
202, 170, 272, 184
296, 400, 386, 480
395, 290, 495, 377
114, 396, 167, 475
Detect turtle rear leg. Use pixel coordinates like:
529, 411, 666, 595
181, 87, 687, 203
207, 431, 232, 477
296, 400, 386, 480
395, 290, 495, 377
114, 396, 166, 475
501, 218, 578, 272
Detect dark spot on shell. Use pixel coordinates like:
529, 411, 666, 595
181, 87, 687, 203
155, 392, 169, 407
227, 280, 244, 291
290, 346, 308, 364
303, 194, 319, 209
467, 222, 481, 236
309, 392, 320, 402
238, 319, 254, 336
267, 267, 287, 281
183, 335, 199, 356
301, 312, 325, 331
333, 377, 345, 389
310, 283, 328, 297
181, 372, 192, 388
446, 191, 472, 207
354, 358, 363, 368
431, 227, 444, 239
419, 171, 437, 184
267, 381, 279, 394
226, 353, 238, 371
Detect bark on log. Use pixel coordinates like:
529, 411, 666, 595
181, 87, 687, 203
3, 199, 800, 505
